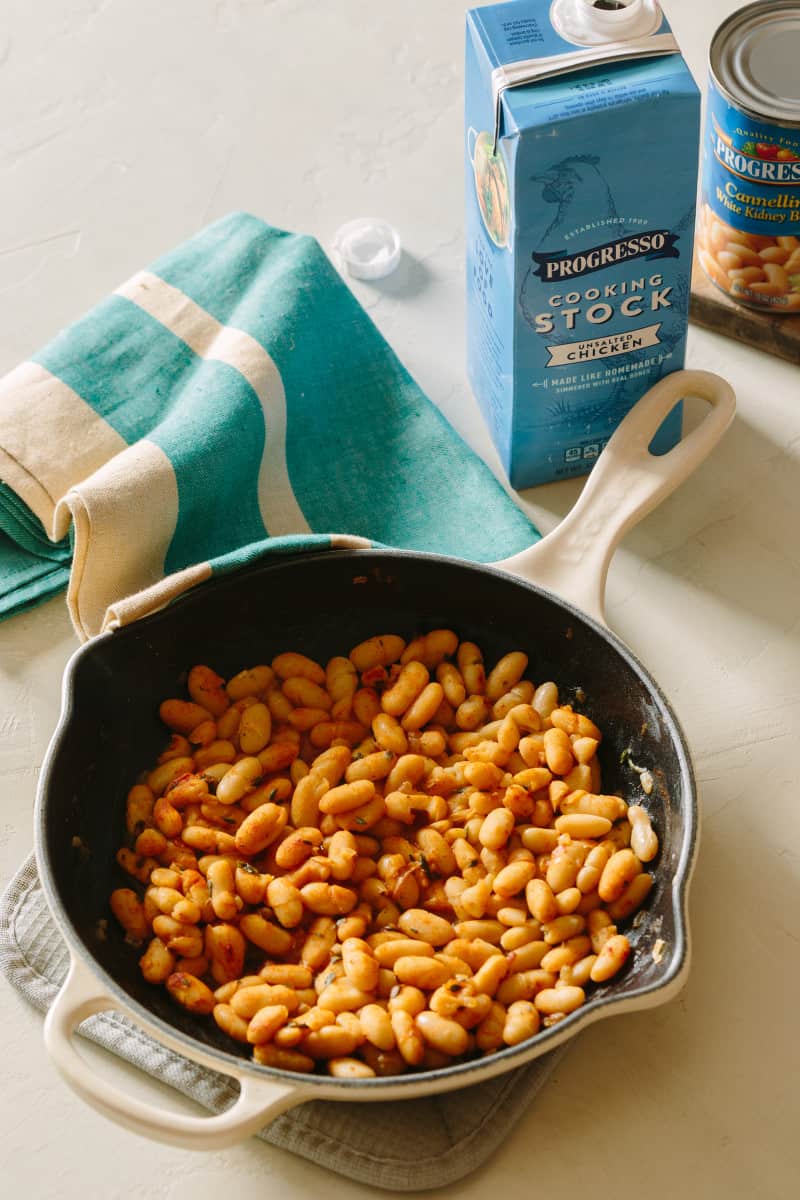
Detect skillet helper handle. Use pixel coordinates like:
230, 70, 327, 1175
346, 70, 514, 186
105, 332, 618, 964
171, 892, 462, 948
494, 369, 736, 626
44, 955, 303, 1150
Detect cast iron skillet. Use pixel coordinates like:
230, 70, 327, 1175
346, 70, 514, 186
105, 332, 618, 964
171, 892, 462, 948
37, 371, 735, 1149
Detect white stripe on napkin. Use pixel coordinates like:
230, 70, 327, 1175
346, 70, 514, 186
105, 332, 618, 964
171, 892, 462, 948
115, 271, 311, 538
102, 559, 213, 633
0, 362, 126, 539
56, 440, 180, 640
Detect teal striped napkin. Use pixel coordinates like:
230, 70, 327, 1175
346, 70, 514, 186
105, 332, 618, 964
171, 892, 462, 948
0, 213, 538, 639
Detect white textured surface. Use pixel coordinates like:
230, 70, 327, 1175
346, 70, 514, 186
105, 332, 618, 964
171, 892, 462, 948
1, 1, 798, 1196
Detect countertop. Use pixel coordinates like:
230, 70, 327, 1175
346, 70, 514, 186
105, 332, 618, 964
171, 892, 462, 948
1, 1, 797, 1197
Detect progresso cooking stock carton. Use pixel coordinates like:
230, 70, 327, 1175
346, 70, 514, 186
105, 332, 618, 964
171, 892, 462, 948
465, 0, 700, 488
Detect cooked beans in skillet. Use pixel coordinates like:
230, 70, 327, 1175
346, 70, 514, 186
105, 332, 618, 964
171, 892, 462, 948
110, 631, 658, 1075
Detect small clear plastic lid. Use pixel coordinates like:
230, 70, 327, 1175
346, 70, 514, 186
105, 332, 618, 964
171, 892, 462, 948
331, 219, 402, 281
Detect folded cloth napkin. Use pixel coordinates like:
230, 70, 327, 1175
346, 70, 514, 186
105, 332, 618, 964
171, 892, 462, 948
0, 212, 538, 640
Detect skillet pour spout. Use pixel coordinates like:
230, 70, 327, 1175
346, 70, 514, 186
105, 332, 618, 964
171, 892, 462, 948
36, 369, 735, 1148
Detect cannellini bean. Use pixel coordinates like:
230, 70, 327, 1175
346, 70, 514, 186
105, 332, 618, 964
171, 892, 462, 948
550, 707, 601, 741
587, 910, 617, 954
240, 912, 294, 955
521, 827, 559, 854
416, 827, 456, 876
479, 808, 515, 850
166, 972, 216, 1014
506, 940, 549, 973
628, 805, 659, 862
493, 861, 536, 897
216, 756, 262, 806
381, 662, 429, 717
110, 889, 149, 942
534, 985, 585, 1015
235, 802, 288, 854
401, 683, 444, 731
526, 878, 558, 924
555, 813, 612, 839
541, 936, 592, 972
359, 1004, 395, 1051
304, 1025, 361, 1059
328, 1057, 376, 1079
204, 923, 246, 984
475, 1001, 507, 1051
309, 720, 366, 749
397, 909, 454, 947
544, 728, 574, 775
300, 882, 357, 915
372, 713, 409, 755
598, 849, 641, 902
345, 750, 396, 783
485, 652, 528, 702
247, 1004, 289, 1045
532, 682, 558, 720
253, 1044, 315, 1072
542, 914, 586, 945
455, 695, 490, 731
230, 984, 297, 1020
374, 938, 434, 966
349, 635, 406, 673
139, 938, 176, 983
393, 956, 455, 989
188, 666, 228, 717
319, 780, 375, 815
390, 1009, 425, 1065
225, 665, 274, 701
272, 652, 325, 684
159, 700, 213, 735
238, 703, 272, 754
213, 1003, 250, 1043
416, 1011, 469, 1056
590, 934, 631, 982
606, 872, 653, 921
436, 662, 466, 708
341, 938, 379, 992
275, 827, 324, 870
503, 1000, 540, 1045
471, 953, 510, 996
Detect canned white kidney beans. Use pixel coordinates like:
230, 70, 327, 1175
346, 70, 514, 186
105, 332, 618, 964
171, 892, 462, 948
697, 1, 800, 313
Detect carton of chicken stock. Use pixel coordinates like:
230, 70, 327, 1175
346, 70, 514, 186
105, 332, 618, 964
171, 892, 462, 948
465, 0, 700, 488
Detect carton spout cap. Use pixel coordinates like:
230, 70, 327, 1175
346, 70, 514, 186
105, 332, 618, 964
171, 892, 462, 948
331, 219, 402, 281
551, 0, 663, 46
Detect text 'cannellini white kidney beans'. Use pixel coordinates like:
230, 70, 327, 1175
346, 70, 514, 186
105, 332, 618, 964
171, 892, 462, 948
110, 632, 655, 1076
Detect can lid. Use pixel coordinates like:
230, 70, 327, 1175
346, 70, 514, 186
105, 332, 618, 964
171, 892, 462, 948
711, 1, 800, 127
331, 219, 402, 281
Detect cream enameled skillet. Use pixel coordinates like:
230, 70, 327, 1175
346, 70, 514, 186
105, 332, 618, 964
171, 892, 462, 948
37, 370, 734, 1148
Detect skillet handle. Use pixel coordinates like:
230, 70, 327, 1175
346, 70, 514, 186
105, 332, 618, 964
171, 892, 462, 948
493, 369, 736, 626
44, 955, 303, 1149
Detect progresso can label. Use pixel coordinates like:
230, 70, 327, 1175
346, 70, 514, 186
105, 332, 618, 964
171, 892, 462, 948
697, 1, 800, 313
